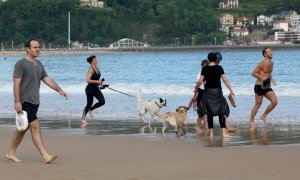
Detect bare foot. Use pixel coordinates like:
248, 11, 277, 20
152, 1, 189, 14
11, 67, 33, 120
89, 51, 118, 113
249, 122, 257, 131
222, 132, 232, 138
226, 127, 237, 133
88, 110, 94, 119
260, 115, 268, 125
194, 126, 201, 133
6, 153, 22, 162
44, 155, 58, 164
222, 128, 232, 138
209, 129, 214, 138
81, 119, 87, 125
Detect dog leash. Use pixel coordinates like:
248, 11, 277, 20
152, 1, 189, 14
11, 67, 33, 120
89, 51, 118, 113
102, 86, 159, 101
106, 87, 137, 98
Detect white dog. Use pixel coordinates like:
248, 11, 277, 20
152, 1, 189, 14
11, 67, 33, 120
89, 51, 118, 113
137, 89, 167, 125
162, 106, 189, 136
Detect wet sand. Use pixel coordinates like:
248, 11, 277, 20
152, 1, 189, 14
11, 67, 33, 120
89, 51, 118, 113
1, 124, 300, 180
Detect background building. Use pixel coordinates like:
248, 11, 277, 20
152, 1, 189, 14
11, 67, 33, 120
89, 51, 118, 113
80, 0, 104, 8
219, 0, 239, 9
219, 13, 234, 33
275, 32, 300, 42
108, 38, 149, 48
257, 15, 273, 26
273, 21, 289, 32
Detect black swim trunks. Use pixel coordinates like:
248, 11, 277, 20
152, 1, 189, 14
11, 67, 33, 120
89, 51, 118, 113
22, 102, 39, 123
254, 85, 273, 96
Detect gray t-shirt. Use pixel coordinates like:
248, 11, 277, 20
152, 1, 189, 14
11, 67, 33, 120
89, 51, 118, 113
13, 58, 48, 105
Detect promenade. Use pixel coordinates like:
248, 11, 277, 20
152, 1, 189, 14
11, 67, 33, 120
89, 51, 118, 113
1, 44, 300, 56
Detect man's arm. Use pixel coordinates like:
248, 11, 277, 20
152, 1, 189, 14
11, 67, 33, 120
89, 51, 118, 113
252, 61, 267, 81
269, 73, 276, 86
13, 77, 22, 112
42, 76, 68, 99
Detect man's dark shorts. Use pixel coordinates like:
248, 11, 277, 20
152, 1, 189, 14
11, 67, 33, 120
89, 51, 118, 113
254, 85, 273, 96
22, 102, 39, 123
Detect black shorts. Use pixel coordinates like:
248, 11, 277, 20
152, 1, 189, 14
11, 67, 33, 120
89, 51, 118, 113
254, 85, 273, 96
22, 102, 39, 123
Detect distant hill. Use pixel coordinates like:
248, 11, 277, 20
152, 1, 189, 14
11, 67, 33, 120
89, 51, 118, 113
0, 0, 299, 48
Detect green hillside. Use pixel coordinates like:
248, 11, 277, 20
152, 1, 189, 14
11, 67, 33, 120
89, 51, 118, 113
0, 0, 299, 48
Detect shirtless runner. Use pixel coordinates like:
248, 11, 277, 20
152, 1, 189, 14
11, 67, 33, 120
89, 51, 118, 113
250, 47, 278, 130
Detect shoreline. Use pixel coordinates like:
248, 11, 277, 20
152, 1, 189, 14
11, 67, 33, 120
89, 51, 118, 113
1, 44, 300, 56
1, 117, 300, 147
1, 126, 300, 180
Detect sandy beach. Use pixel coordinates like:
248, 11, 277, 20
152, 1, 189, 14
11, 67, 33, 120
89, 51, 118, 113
1, 126, 300, 180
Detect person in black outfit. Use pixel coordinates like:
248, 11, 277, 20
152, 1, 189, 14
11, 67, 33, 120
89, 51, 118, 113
81, 55, 105, 126
194, 52, 235, 137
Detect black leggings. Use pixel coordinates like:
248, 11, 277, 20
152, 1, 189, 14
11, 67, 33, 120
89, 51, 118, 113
82, 89, 105, 119
207, 115, 226, 129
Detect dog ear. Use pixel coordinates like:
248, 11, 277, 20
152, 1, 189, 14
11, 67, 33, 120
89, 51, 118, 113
159, 98, 163, 103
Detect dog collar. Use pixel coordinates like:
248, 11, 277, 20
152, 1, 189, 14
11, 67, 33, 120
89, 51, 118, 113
155, 102, 162, 108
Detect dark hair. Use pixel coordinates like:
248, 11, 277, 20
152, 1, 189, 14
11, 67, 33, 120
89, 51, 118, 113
201, 59, 208, 66
262, 47, 270, 57
25, 38, 38, 48
207, 52, 217, 62
87, 55, 96, 64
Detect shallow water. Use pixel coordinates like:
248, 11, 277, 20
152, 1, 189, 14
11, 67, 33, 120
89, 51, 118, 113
1, 118, 300, 147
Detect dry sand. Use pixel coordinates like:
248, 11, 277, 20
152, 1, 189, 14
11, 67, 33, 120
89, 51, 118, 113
1, 126, 300, 180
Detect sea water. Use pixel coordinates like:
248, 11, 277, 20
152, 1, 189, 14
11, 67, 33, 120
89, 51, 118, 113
1, 50, 300, 146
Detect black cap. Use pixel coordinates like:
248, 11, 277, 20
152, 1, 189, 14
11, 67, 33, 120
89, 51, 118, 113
215, 52, 222, 61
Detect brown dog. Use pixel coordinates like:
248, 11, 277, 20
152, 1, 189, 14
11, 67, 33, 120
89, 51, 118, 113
162, 106, 189, 136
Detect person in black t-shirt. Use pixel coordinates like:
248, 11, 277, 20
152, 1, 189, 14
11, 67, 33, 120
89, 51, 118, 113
194, 52, 235, 137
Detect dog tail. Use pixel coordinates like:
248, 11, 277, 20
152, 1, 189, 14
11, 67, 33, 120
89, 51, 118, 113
137, 88, 143, 100
160, 112, 171, 120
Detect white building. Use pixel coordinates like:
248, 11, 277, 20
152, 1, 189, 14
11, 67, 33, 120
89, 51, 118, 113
290, 15, 300, 31
219, 0, 239, 9
80, 0, 104, 8
273, 21, 289, 32
257, 15, 273, 26
231, 28, 249, 37
275, 32, 300, 42
108, 38, 149, 49
236, 17, 254, 27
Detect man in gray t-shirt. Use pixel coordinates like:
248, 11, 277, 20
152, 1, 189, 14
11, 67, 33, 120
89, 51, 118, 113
6, 39, 68, 164
13, 58, 48, 105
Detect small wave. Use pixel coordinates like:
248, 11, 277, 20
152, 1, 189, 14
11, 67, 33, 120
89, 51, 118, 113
1, 82, 300, 97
